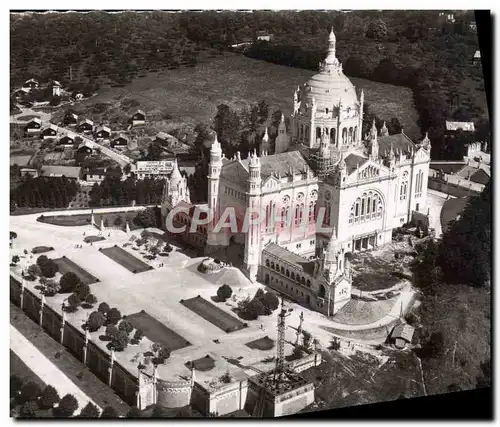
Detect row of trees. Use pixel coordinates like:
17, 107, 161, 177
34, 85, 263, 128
89, 177, 164, 207
237, 288, 280, 321
11, 176, 80, 211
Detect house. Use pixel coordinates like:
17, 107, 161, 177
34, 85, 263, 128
85, 167, 107, 183
473, 50, 481, 66
40, 165, 82, 180
256, 30, 273, 42
24, 78, 39, 90
25, 118, 42, 135
111, 135, 129, 149
20, 167, 39, 178
76, 142, 93, 164
77, 119, 94, 133
155, 132, 178, 146
95, 125, 111, 140
51, 80, 62, 97
58, 134, 76, 148
391, 324, 415, 349
444, 121, 476, 159
13, 88, 30, 99
131, 109, 146, 126
42, 124, 59, 140
64, 112, 79, 126
135, 160, 174, 180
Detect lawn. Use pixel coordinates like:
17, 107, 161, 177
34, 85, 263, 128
126, 311, 191, 352
37, 211, 139, 228
53, 256, 99, 285
245, 336, 275, 351
180, 296, 247, 333
78, 53, 419, 139
440, 197, 470, 233
99, 246, 152, 274
10, 350, 46, 389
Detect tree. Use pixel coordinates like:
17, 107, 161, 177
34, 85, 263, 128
98, 302, 110, 315
87, 311, 106, 332
19, 381, 42, 403
133, 207, 159, 228
75, 283, 90, 300
365, 19, 388, 40
118, 319, 134, 335
126, 406, 141, 418
257, 99, 269, 125
12, 255, 20, 264
21, 400, 38, 417
57, 394, 79, 417
107, 308, 122, 325
216, 284, 233, 301
262, 291, 279, 312
105, 324, 119, 338
237, 297, 264, 320
39, 258, 59, 278
110, 330, 129, 351
27, 264, 42, 277
85, 293, 97, 305
134, 329, 144, 340
68, 292, 81, 307
10, 374, 23, 398
39, 385, 60, 409
79, 402, 100, 418
254, 288, 265, 301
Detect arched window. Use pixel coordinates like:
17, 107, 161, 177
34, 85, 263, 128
400, 172, 409, 201
286, 269, 290, 277
316, 127, 321, 141
330, 127, 336, 143
265, 259, 270, 267
291, 272, 295, 281
271, 262, 275, 270
319, 285, 326, 298
306, 279, 311, 287
294, 204, 300, 225
415, 170, 423, 198
324, 202, 331, 226
300, 124, 304, 139
342, 128, 347, 144
301, 277, 305, 285
350, 192, 383, 225
348, 127, 353, 143
325, 108, 329, 114
354, 126, 358, 142
308, 201, 315, 222
349, 213, 354, 224
281, 266, 285, 275
367, 195, 371, 215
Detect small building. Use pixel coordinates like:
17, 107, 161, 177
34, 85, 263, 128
473, 50, 481, 66
444, 121, 476, 160
155, 131, 176, 145
76, 142, 93, 164
85, 167, 107, 183
77, 119, 94, 134
64, 112, 79, 126
95, 125, 111, 140
51, 80, 62, 97
40, 165, 82, 180
391, 324, 415, 349
24, 78, 39, 90
25, 118, 42, 135
20, 167, 39, 178
256, 30, 273, 42
135, 160, 174, 180
111, 135, 129, 150
13, 87, 30, 99
58, 134, 75, 147
42, 124, 59, 140
131, 109, 146, 126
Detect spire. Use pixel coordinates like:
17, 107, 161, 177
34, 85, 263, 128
381, 121, 388, 136
280, 112, 285, 123
170, 158, 182, 181
389, 142, 395, 160
262, 127, 269, 142
370, 119, 377, 139
210, 132, 221, 154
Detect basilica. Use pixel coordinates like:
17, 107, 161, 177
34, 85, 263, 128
161, 29, 431, 316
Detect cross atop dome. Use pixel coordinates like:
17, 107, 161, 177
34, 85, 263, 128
329, 27, 336, 42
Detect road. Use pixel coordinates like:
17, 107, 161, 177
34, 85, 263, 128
11, 107, 133, 168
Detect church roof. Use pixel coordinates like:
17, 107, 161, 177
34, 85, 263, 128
263, 242, 315, 276
377, 133, 416, 156
344, 153, 367, 174
244, 151, 311, 178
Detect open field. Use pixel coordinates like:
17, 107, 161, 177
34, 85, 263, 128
100, 246, 152, 274
127, 311, 191, 352
53, 256, 99, 285
180, 296, 247, 333
78, 53, 419, 139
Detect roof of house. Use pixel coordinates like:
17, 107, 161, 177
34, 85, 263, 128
40, 165, 82, 179
263, 242, 315, 276
77, 140, 93, 150
87, 167, 106, 176
344, 153, 367, 174
44, 124, 58, 132
446, 121, 475, 132
52, 80, 61, 86
474, 50, 481, 58
392, 324, 415, 342
66, 112, 78, 119
25, 78, 39, 84
113, 135, 129, 143
60, 134, 75, 142
79, 119, 94, 126
96, 125, 111, 134
27, 118, 42, 126
470, 169, 490, 185
245, 151, 312, 178
134, 109, 146, 117
377, 132, 417, 156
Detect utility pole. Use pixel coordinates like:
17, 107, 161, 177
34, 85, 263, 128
295, 311, 304, 346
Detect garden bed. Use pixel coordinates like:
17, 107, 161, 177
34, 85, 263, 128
245, 336, 275, 351
180, 296, 247, 333
53, 257, 99, 285
185, 355, 216, 372
31, 246, 54, 254
126, 311, 191, 352
99, 246, 152, 274
84, 235, 106, 243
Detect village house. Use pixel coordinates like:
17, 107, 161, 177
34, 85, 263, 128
42, 124, 58, 140
391, 324, 415, 349
20, 167, 39, 178
13, 87, 30, 99
23, 78, 39, 90
256, 30, 273, 41
135, 160, 174, 180
95, 125, 111, 140
84, 167, 107, 183
131, 109, 146, 126
64, 112, 79, 126
473, 50, 481, 66
111, 135, 129, 150
40, 165, 82, 180
76, 142, 93, 163
155, 131, 177, 146
51, 80, 62, 96
444, 121, 476, 159
58, 134, 76, 148
77, 119, 94, 134
24, 117, 42, 135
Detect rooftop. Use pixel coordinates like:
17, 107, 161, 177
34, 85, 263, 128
377, 133, 416, 156
344, 153, 367, 175
40, 165, 82, 179
445, 121, 475, 132
392, 324, 415, 342
263, 242, 315, 276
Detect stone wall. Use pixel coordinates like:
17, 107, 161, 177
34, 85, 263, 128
288, 352, 322, 373
428, 177, 481, 198
156, 379, 192, 408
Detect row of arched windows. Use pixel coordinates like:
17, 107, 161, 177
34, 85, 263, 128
173, 214, 208, 235
264, 258, 312, 288
315, 126, 358, 145
264, 201, 318, 232
415, 170, 424, 198
400, 171, 409, 201
348, 192, 383, 225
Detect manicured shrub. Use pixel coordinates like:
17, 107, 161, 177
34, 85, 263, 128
262, 291, 279, 313
85, 293, 98, 305
118, 320, 134, 335
98, 302, 110, 315
216, 284, 233, 302
79, 402, 100, 418
59, 272, 81, 293
87, 311, 106, 332
57, 394, 79, 417
19, 381, 42, 403
39, 385, 60, 409
106, 308, 122, 325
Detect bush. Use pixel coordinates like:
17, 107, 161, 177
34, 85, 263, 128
237, 297, 264, 321
75, 283, 90, 300
39, 258, 59, 278
134, 329, 144, 340
110, 330, 129, 351
87, 311, 106, 332
105, 324, 119, 338
106, 308, 122, 325
59, 272, 81, 293
10, 374, 23, 398
85, 293, 97, 305
39, 385, 60, 409
126, 406, 141, 418
98, 302, 110, 315
220, 371, 232, 383
118, 320, 134, 335
19, 381, 42, 403
261, 291, 279, 312
27, 264, 42, 277
57, 394, 79, 417
216, 284, 232, 301
12, 255, 20, 264
68, 292, 81, 307
79, 402, 100, 418
254, 288, 265, 301
404, 312, 419, 326
21, 400, 38, 417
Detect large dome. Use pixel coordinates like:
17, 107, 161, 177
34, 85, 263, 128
305, 69, 358, 111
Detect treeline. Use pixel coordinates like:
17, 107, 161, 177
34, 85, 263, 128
88, 176, 164, 207
10, 176, 79, 210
